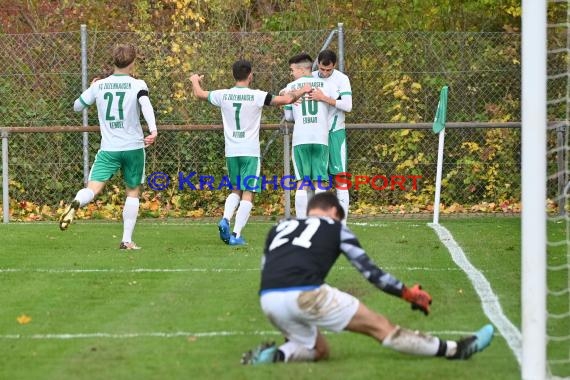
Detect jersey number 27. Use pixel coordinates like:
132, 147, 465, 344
103, 91, 125, 121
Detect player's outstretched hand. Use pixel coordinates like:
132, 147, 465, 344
402, 284, 432, 316
190, 73, 204, 83
144, 131, 158, 147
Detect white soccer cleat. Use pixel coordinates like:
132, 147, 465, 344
59, 200, 79, 231
119, 242, 142, 250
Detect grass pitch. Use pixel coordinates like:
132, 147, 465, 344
0, 217, 557, 379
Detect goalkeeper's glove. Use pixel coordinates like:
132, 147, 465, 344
401, 284, 432, 316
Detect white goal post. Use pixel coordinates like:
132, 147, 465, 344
522, 1, 547, 379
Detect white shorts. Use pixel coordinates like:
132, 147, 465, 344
260, 284, 360, 348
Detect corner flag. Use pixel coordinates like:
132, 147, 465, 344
432, 85, 448, 134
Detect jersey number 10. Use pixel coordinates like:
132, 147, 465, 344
301, 99, 318, 116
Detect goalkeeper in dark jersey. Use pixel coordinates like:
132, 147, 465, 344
241, 192, 494, 365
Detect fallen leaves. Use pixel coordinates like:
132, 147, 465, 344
17, 314, 32, 325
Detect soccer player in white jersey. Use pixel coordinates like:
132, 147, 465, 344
310, 50, 352, 225
59, 44, 158, 250
242, 192, 494, 365
190, 60, 311, 246
283, 53, 335, 218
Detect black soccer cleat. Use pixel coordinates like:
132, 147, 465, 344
449, 324, 495, 360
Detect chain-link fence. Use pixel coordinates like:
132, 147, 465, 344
0, 29, 521, 126
0, 28, 530, 221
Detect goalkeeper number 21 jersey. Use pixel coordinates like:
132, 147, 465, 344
260, 216, 405, 297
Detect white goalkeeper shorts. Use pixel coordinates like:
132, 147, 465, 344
260, 284, 360, 348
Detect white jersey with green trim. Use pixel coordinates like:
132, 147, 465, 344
312, 69, 352, 132
208, 87, 269, 157
284, 76, 333, 146
78, 74, 148, 151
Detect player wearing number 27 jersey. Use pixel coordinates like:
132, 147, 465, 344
59, 44, 158, 251
79, 75, 150, 151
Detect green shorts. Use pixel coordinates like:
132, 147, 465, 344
292, 144, 329, 181
89, 149, 145, 189
226, 156, 261, 192
328, 129, 347, 175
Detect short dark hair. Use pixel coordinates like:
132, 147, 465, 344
112, 44, 136, 68
232, 60, 252, 81
307, 192, 345, 221
317, 50, 337, 66
288, 53, 313, 66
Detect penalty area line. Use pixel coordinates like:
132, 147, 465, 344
428, 222, 522, 366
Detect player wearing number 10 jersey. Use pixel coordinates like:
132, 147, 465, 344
190, 60, 311, 245
241, 192, 494, 365
59, 44, 158, 251
283, 53, 335, 219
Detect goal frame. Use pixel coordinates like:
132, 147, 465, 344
521, 1, 547, 379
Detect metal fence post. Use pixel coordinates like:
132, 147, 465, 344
282, 122, 291, 218
557, 124, 567, 215
312, 28, 338, 70
81, 24, 89, 186
338, 22, 345, 72
2, 129, 9, 223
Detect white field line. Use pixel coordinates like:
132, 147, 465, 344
0, 222, 266, 226
0, 329, 483, 340
0, 266, 462, 274
0, 221, 393, 227
428, 223, 522, 366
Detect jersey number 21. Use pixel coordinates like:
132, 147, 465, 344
268, 219, 320, 251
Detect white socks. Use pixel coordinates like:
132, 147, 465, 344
295, 190, 308, 218
336, 189, 349, 224
74, 188, 95, 207
233, 200, 253, 238
382, 326, 457, 357
121, 197, 139, 243
223, 193, 241, 221
278, 341, 316, 362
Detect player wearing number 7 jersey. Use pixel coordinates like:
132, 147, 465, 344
59, 43, 158, 251
190, 60, 311, 246
241, 192, 494, 365
283, 53, 335, 219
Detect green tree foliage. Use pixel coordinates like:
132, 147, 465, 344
1, 0, 521, 33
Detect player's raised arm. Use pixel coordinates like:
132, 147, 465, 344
73, 80, 98, 112
189, 73, 209, 101
269, 83, 312, 106
308, 85, 352, 112
340, 225, 432, 315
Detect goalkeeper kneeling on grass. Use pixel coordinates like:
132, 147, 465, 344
241, 192, 494, 365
